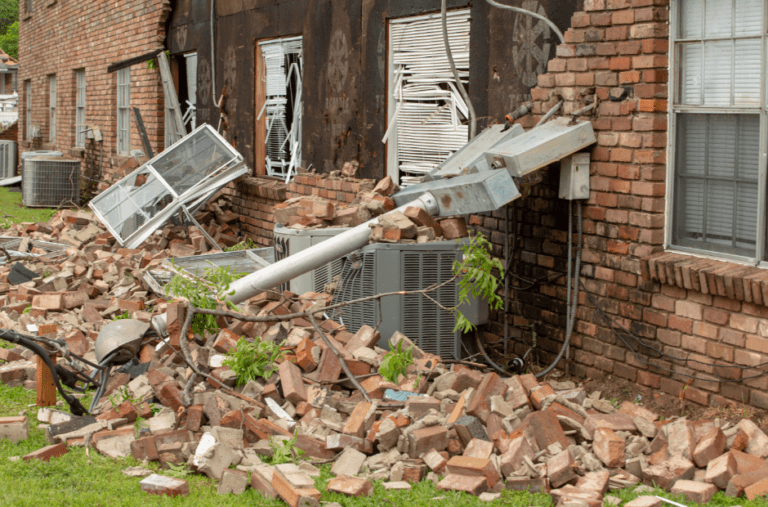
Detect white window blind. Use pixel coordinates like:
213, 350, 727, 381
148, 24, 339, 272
259, 36, 303, 182
49, 75, 56, 142
117, 68, 131, 156
670, 0, 766, 261
387, 9, 471, 187
76, 70, 86, 148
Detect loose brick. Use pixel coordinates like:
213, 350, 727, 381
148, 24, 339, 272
278, 360, 307, 404
593, 427, 625, 467
23, 443, 67, 462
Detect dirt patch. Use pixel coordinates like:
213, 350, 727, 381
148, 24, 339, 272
542, 369, 768, 431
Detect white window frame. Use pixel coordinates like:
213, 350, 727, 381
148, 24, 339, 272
25, 80, 31, 141
117, 67, 131, 155
75, 69, 86, 148
665, 0, 768, 265
48, 75, 56, 142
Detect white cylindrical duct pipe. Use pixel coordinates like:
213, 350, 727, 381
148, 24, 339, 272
151, 192, 438, 336
226, 192, 438, 303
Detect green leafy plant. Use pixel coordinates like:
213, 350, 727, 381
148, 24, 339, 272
379, 339, 414, 383
225, 238, 257, 252
134, 415, 147, 438
165, 463, 192, 478
146, 50, 170, 70
268, 431, 305, 465
113, 311, 132, 320
165, 263, 244, 336
223, 337, 286, 386
22, 306, 30, 314
452, 232, 504, 333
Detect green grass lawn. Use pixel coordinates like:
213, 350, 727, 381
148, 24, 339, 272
0, 187, 57, 229
0, 381, 767, 506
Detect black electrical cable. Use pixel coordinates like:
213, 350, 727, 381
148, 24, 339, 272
0, 329, 88, 415
577, 278, 768, 382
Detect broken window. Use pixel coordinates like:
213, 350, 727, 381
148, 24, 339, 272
183, 52, 197, 131
88, 124, 248, 249
669, 0, 765, 262
258, 36, 302, 182
116, 67, 130, 155
48, 75, 56, 142
75, 69, 86, 148
386, 10, 471, 187
165, 52, 198, 149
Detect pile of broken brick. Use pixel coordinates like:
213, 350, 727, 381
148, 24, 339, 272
274, 174, 470, 243
1, 196, 768, 505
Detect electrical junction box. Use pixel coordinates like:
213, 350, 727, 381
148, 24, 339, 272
559, 152, 590, 200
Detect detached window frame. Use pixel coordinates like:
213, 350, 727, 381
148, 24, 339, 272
75, 69, 86, 148
116, 67, 131, 156
666, 0, 768, 265
48, 75, 56, 142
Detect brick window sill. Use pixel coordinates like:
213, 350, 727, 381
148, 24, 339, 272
640, 252, 768, 305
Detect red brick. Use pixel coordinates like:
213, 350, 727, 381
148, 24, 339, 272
23, 443, 67, 462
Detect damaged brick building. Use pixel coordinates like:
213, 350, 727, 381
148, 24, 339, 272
18, 0, 768, 411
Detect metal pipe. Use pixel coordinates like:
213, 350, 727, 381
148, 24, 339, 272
503, 203, 509, 354
484, 0, 565, 44
536, 100, 563, 128
570, 102, 597, 119
505, 102, 533, 124
152, 193, 439, 335
442, 0, 476, 140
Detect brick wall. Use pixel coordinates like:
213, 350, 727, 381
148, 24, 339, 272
224, 174, 374, 246
18, 0, 170, 187
0, 121, 17, 142
471, 0, 768, 411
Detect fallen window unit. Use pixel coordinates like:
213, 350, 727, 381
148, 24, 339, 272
143, 248, 273, 295
88, 124, 247, 250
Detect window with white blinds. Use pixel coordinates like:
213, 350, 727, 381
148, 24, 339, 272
48, 75, 56, 142
75, 70, 86, 148
669, 0, 767, 261
386, 10, 471, 187
117, 68, 131, 155
25, 80, 31, 141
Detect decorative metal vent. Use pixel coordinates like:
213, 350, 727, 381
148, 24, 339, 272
22, 157, 80, 208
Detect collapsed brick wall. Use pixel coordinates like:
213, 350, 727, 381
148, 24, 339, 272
224, 174, 374, 246
472, 0, 768, 411
18, 0, 171, 187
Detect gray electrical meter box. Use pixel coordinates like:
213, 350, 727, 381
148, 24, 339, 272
559, 152, 590, 200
